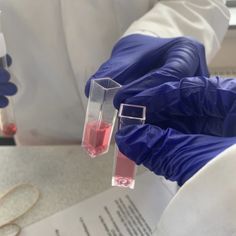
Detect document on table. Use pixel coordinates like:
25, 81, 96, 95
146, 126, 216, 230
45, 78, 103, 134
20, 172, 176, 236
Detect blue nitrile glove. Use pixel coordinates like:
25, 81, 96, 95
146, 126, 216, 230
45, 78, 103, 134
115, 125, 236, 186
85, 34, 209, 97
0, 55, 17, 107
115, 76, 236, 137
115, 76, 236, 185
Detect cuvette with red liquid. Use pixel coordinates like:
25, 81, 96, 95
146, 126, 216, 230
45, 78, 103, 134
82, 78, 121, 158
112, 103, 146, 189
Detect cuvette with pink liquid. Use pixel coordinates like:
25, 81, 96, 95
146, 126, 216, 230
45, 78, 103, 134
112, 103, 146, 189
0, 24, 17, 138
82, 78, 121, 158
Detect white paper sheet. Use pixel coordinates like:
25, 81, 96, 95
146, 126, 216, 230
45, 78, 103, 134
19, 172, 175, 236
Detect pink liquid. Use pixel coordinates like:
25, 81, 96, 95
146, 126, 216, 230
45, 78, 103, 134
2, 123, 17, 136
82, 121, 112, 157
112, 151, 136, 188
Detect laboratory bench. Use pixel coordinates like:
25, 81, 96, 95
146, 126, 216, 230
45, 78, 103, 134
0, 145, 147, 229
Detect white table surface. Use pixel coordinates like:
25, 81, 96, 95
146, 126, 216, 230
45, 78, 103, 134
0, 145, 147, 228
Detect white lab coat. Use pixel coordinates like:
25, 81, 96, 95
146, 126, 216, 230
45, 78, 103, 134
154, 144, 236, 236
0, 0, 235, 235
0, 0, 228, 145
0, 0, 153, 145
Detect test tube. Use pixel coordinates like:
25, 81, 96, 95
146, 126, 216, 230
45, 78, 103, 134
0, 14, 17, 137
112, 103, 146, 189
82, 78, 121, 158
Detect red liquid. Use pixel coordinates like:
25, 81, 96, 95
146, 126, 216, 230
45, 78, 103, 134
82, 121, 112, 157
112, 151, 136, 188
2, 123, 17, 136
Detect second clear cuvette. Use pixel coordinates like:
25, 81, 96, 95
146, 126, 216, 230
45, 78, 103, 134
112, 103, 146, 189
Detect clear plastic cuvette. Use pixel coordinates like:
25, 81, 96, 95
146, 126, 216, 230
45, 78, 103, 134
112, 103, 146, 189
0, 15, 17, 137
82, 78, 121, 158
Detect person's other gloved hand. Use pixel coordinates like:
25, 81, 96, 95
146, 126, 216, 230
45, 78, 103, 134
115, 76, 236, 185
116, 125, 236, 186
0, 55, 17, 107
85, 34, 209, 97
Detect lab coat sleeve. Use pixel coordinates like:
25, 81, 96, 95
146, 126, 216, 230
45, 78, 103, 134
123, 0, 230, 62
152, 144, 236, 236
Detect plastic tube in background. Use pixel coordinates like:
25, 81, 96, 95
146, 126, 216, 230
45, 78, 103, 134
0, 13, 17, 137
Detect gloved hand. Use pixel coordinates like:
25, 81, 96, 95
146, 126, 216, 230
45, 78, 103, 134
117, 76, 236, 137
116, 125, 236, 186
85, 34, 209, 97
115, 76, 236, 186
0, 55, 17, 107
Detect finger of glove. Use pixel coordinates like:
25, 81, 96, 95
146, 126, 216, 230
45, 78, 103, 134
0, 82, 17, 96
115, 124, 236, 185
86, 36, 208, 98
160, 37, 209, 78
223, 101, 236, 136
114, 54, 207, 109
0, 69, 10, 83
6, 54, 12, 67
113, 70, 180, 109
153, 115, 225, 137
85, 59, 124, 97
188, 37, 209, 76
0, 95, 9, 107
85, 35, 170, 97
